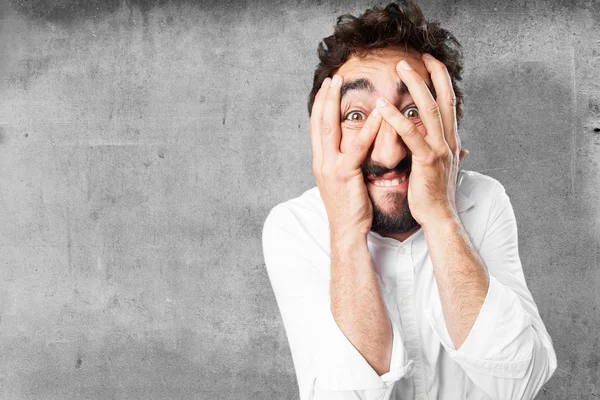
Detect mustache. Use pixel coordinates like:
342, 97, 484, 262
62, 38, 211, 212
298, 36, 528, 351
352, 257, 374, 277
362, 157, 412, 178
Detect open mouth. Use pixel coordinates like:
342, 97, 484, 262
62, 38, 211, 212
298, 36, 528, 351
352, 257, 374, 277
367, 169, 411, 188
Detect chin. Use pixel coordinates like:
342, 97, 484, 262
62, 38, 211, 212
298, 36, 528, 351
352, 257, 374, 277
369, 192, 419, 236
371, 189, 405, 211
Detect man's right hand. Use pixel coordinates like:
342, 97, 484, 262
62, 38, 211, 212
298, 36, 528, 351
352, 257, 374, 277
310, 74, 383, 242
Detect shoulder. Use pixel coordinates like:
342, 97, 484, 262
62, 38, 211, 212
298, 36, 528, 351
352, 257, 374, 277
456, 170, 512, 242
264, 186, 326, 225
262, 186, 329, 245
457, 169, 510, 213
458, 169, 506, 200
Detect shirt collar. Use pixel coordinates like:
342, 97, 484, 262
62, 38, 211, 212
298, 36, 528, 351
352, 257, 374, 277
456, 170, 475, 213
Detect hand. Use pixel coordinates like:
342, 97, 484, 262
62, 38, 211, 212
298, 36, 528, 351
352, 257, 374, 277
374, 54, 469, 227
310, 75, 383, 241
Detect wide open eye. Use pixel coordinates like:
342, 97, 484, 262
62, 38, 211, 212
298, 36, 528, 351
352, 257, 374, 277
402, 106, 419, 120
344, 110, 367, 122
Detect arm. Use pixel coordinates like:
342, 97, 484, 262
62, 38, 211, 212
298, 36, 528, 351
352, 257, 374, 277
374, 54, 556, 399
422, 212, 489, 350
425, 180, 557, 399
263, 205, 412, 400
330, 233, 392, 376
263, 69, 414, 399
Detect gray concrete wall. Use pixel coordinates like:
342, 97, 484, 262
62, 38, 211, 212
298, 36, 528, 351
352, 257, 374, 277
0, 0, 598, 398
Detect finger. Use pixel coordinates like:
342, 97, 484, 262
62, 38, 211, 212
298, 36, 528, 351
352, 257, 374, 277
320, 74, 343, 159
345, 108, 383, 170
310, 78, 331, 169
421, 53, 459, 153
395, 59, 447, 153
376, 97, 432, 160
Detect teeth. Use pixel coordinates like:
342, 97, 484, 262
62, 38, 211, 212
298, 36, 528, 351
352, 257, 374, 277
373, 175, 407, 187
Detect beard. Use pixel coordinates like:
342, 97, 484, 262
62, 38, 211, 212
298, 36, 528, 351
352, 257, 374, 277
369, 189, 420, 236
362, 157, 420, 236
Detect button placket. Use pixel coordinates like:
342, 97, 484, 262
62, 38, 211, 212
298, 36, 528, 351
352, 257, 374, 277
396, 243, 428, 399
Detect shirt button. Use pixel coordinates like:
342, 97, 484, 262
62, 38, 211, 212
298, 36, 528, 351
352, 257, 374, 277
400, 297, 409, 306
397, 247, 405, 255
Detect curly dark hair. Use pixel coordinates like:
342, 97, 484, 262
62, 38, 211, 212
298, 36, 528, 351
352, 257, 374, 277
308, 0, 464, 122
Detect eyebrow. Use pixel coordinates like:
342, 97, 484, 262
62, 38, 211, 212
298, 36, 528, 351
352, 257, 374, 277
340, 77, 436, 102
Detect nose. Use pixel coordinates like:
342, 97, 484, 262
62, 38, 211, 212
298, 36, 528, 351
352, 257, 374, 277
367, 118, 409, 170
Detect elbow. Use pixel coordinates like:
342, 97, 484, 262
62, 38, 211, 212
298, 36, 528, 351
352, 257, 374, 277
459, 327, 557, 400
534, 336, 557, 395
512, 331, 557, 400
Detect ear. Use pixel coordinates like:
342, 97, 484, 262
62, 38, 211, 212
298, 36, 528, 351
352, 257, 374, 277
459, 148, 469, 164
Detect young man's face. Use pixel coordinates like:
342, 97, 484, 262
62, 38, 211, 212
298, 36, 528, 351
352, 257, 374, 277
335, 47, 434, 240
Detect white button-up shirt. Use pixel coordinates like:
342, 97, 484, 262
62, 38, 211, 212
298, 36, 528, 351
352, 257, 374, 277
262, 170, 556, 400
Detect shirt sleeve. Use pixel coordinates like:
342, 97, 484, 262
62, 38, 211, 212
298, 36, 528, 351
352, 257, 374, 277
262, 204, 413, 400
426, 180, 557, 400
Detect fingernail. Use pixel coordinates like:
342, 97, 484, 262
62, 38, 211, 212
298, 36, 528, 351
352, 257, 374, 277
321, 78, 329, 88
376, 97, 388, 108
399, 60, 412, 70
371, 108, 380, 117
331, 75, 342, 86
422, 53, 433, 60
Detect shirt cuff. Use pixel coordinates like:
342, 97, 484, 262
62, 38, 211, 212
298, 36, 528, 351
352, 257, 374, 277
426, 275, 534, 378
315, 310, 413, 391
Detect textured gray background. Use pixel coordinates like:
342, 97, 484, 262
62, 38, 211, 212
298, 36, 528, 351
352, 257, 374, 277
0, 0, 598, 398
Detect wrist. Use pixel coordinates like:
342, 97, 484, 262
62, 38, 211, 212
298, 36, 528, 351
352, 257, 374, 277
330, 231, 371, 273
420, 209, 461, 234
330, 229, 368, 251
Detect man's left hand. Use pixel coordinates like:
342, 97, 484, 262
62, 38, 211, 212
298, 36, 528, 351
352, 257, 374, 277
374, 53, 468, 227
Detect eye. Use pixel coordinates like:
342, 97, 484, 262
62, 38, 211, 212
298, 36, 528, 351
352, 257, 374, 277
402, 106, 420, 120
344, 110, 367, 122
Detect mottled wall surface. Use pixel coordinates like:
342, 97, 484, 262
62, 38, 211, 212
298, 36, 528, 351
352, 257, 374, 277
0, 0, 598, 398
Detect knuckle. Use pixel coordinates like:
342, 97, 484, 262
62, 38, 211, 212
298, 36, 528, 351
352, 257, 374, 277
439, 148, 450, 159
322, 163, 349, 182
426, 103, 441, 117
321, 166, 334, 180
432, 60, 451, 78
312, 163, 321, 177
435, 60, 449, 73
351, 137, 365, 152
405, 125, 420, 138
332, 166, 348, 181
447, 92, 457, 107
424, 153, 438, 165
413, 120, 425, 130
320, 122, 332, 135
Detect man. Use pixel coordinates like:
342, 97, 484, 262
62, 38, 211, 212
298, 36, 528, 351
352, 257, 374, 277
262, 1, 557, 399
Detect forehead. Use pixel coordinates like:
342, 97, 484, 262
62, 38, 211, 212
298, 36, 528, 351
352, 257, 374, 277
336, 48, 431, 100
